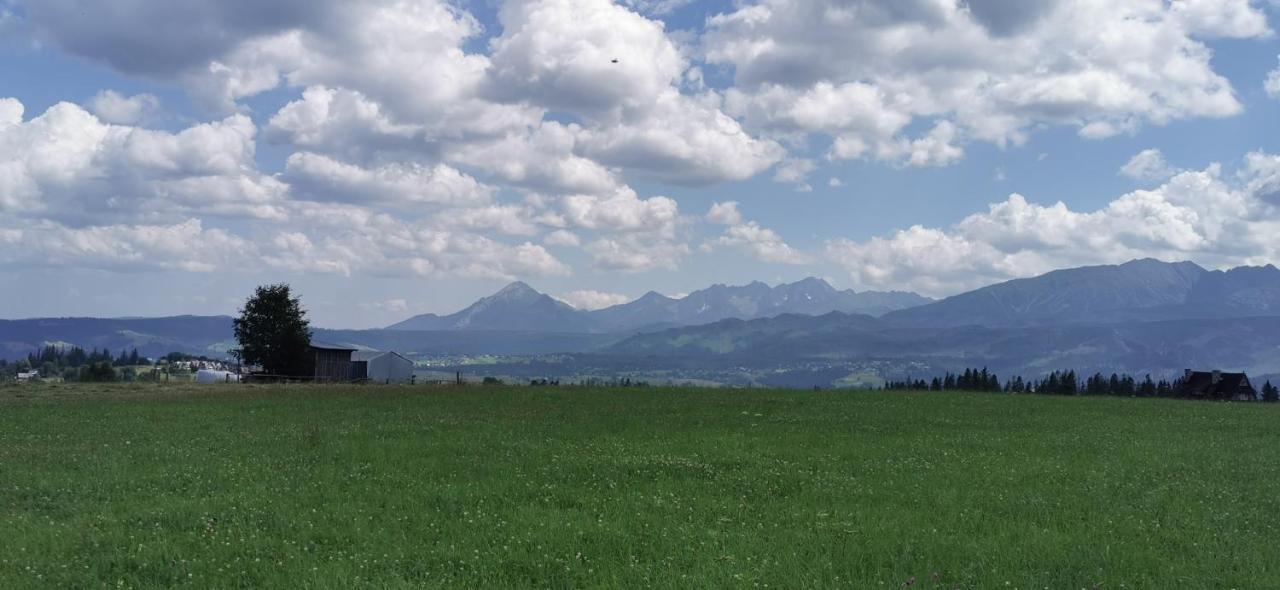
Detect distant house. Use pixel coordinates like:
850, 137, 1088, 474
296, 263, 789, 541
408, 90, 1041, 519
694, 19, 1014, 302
309, 342, 357, 382
16, 371, 38, 382
351, 350, 415, 384
1176, 370, 1257, 401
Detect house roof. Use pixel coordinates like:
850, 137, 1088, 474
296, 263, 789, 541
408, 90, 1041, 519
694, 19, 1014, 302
309, 341, 357, 352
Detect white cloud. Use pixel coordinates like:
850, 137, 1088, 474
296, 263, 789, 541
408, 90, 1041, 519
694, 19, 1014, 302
575, 90, 785, 186
256, 219, 573, 280
557, 290, 634, 310
1266, 56, 1280, 99
706, 221, 810, 265
773, 157, 816, 191
826, 155, 1280, 296
706, 201, 743, 225
828, 177, 844, 188
560, 188, 680, 237
707, 0, 1264, 165
449, 122, 621, 196
283, 152, 493, 209
1120, 148, 1178, 182
543, 229, 581, 247
705, 200, 809, 265
485, 0, 684, 119
585, 234, 689, 271
1169, 0, 1272, 38
87, 90, 159, 125
0, 99, 287, 224
0, 218, 253, 273
443, 204, 541, 237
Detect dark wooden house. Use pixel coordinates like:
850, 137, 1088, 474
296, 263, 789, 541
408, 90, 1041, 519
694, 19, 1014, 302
1175, 369, 1257, 401
309, 342, 356, 382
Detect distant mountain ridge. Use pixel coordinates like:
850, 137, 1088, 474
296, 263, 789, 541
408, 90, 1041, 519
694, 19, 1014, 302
386, 282, 594, 332
883, 258, 1280, 327
600, 258, 1280, 384
11, 260, 1280, 382
388, 278, 932, 333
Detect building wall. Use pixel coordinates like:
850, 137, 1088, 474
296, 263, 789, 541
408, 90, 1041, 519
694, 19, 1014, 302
369, 353, 414, 383
313, 349, 352, 382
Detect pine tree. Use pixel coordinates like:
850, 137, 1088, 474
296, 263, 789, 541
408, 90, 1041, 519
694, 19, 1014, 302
1263, 381, 1279, 403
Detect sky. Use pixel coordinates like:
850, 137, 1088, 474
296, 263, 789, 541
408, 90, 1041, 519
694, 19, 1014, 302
2, 0, 1280, 328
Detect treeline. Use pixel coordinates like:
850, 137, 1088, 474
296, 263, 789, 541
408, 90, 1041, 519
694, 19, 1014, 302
1, 348, 226, 383
27, 345, 146, 369
0, 345, 150, 382
884, 367, 1002, 392
885, 367, 1280, 402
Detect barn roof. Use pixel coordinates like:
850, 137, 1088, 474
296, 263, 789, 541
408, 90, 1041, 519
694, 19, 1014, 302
309, 341, 358, 352
352, 350, 411, 363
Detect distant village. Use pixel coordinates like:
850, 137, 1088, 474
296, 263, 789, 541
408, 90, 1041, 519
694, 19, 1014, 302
4, 343, 1277, 403
0, 343, 419, 386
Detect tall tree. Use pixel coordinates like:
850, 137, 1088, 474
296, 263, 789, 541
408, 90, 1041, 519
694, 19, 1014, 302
233, 284, 313, 376
1263, 381, 1279, 403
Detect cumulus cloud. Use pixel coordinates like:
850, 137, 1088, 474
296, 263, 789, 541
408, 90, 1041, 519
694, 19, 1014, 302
0, 98, 287, 224
449, 122, 621, 196
708, 0, 1265, 164
543, 229, 581, 247
283, 152, 493, 209
705, 201, 809, 264
1267, 56, 1280, 99
706, 201, 743, 225
826, 154, 1280, 296
485, 0, 684, 118
773, 158, 816, 191
1120, 149, 1178, 183
706, 221, 811, 264
560, 188, 680, 237
573, 90, 784, 186
585, 234, 689, 271
557, 290, 634, 310
87, 90, 159, 124
0, 219, 253, 273
255, 219, 573, 279
7, 0, 1278, 295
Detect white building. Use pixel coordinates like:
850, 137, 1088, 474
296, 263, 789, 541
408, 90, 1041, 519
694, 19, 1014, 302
352, 351, 414, 384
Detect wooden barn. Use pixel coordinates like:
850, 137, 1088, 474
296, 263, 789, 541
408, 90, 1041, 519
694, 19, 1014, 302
1176, 370, 1257, 401
309, 342, 357, 382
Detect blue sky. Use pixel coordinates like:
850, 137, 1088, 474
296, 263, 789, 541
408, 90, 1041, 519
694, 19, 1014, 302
2, 0, 1280, 327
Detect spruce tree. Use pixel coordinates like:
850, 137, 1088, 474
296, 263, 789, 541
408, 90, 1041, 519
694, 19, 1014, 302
1263, 381, 1279, 403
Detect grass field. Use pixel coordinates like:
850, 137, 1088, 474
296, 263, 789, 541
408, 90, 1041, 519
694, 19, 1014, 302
2, 384, 1279, 588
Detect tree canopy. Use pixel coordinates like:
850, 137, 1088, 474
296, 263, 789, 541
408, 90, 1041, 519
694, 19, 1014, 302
233, 284, 312, 376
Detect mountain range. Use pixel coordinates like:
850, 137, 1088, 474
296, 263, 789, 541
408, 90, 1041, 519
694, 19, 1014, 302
386, 278, 932, 332
882, 258, 1280, 327
587, 259, 1280, 385
8, 259, 1280, 386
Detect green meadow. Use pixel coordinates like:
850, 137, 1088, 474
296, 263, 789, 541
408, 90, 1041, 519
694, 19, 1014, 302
2, 384, 1279, 588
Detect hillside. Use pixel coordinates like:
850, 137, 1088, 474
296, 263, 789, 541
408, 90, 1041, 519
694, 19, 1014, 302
600, 312, 1280, 385
882, 259, 1280, 328
0, 315, 236, 360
